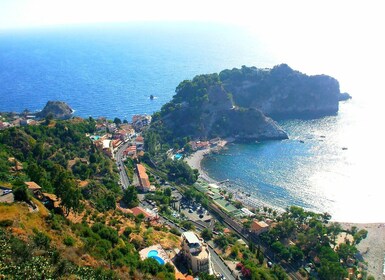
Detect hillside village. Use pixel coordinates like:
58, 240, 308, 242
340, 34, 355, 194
0, 105, 375, 280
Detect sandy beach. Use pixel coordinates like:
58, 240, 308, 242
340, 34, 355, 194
185, 145, 385, 279
185, 148, 214, 182
339, 222, 385, 279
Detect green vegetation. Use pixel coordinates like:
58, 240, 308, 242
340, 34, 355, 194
258, 206, 368, 279
200, 228, 213, 241
0, 118, 182, 279
0, 118, 121, 214
0, 228, 116, 279
122, 185, 139, 208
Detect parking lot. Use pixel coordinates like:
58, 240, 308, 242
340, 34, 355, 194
179, 199, 213, 228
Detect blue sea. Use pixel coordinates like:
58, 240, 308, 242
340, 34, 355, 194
1, 22, 383, 222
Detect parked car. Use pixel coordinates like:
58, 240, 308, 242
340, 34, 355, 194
2, 189, 12, 195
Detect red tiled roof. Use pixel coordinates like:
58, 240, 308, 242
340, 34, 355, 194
137, 164, 150, 188
251, 220, 269, 232
130, 207, 151, 218
25, 181, 41, 190
223, 228, 231, 234
135, 136, 144, 142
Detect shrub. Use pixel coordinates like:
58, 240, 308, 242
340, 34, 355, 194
0, 219, 13, 227
63, 236, 75, 246
13, 184, 29, 202
33, 230, 51, 249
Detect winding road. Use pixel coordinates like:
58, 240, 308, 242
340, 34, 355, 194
114, 142, 235, 279
115, 141, 131, 189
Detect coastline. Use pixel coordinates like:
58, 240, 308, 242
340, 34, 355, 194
338, 222, 385, 279
185, 142, 385, 279
184, 139, 283, 211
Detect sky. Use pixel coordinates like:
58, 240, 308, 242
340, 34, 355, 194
1, 0, 384, 93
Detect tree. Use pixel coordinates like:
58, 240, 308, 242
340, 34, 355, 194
54, 172, 82, 216
13, 184, 29, 202
113, 117, 122, 125
165, 160, 197, 185
337, 243, 358, 262
318, 260, 346, 280
122, 186, 139, 208
201, 228, 213, 241
164, 187, 172, 197
213, 235, 228, 249
353, 229, 368, 245
289, 245, 304, 262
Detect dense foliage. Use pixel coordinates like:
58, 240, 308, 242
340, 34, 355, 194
259, 206, 367, 279
0, 228, 116, 279
0, 118, 121, 213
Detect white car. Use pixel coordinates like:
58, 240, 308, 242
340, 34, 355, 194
2, 189, 12, 195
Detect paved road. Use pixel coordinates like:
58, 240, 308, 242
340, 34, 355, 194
160, 216, 235, 280
207, 203, 301, 280
208, 246, 236, 280
115, 141, 131, 189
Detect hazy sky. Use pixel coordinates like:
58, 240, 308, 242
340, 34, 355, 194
1, 0, 384, 92
1, 0, 383, 32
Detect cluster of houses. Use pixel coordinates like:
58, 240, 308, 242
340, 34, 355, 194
0, 113, 39, 129
24, 181, 61, 211
90, 115, 150, 159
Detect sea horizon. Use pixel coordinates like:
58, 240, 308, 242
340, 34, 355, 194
1, 22, 384, 223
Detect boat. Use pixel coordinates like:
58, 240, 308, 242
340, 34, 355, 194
299, 140, 305, 143
342, 147, 348, 150
150, 95, 154, 100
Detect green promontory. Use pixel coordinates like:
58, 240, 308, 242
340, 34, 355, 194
148, 64, 347, 144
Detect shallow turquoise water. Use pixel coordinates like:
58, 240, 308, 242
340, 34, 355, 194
202, 100, 385, 223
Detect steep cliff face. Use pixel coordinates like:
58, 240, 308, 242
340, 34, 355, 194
158, 73, 288, 141
36, 101, 73, 120
152, 64, 347, 142
220, 64, 344, 119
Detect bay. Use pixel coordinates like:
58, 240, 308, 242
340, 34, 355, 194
1, 22, 383, 222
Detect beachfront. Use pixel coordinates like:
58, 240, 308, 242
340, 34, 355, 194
185, 144, 385, 279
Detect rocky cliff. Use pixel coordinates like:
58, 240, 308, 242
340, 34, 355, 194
153, 73, 288, 142
150, 64, 348, 142
36, 101, 73, 120
220, 64, 346, 119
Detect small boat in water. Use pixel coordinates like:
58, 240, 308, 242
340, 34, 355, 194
342, 147, 348, 150
150, 95, 154, 100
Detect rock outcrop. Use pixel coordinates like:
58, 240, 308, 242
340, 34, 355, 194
338, 92, 352, 101
220, 64, 347, 119
150, 64, 348, 142
36, 101, 73, 120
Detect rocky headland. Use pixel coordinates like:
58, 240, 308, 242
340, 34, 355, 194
36, 101, 74, 120
149, 64, 349, 143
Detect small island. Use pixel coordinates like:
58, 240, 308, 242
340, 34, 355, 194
145, 64, 349, 151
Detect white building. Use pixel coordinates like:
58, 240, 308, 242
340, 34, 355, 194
181, 231, 212, 274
